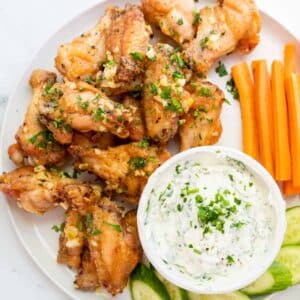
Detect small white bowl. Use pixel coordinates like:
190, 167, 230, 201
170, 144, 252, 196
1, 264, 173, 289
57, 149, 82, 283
137, 146, 286, 294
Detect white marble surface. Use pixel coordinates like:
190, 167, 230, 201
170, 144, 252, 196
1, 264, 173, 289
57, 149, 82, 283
0, 0, 299, 299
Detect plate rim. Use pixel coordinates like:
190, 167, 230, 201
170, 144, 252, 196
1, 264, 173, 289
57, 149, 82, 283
0, 2, 299, 299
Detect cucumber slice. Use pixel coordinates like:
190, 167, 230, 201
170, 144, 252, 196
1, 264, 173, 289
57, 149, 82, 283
276, 245, 300, 285
154, 270, 189, 300
283, 206, 300, 246
241, 261, 292, 296
188, 291, 249, 300
130, 264, 170, 300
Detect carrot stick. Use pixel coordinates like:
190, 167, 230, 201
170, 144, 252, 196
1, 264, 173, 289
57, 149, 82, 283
284, 44, 297, 79
232, 62, 259, 160
286, 73, 300, 187
271, 60, 292, 180
283, 181, 300, 196
252, 60, 274, 176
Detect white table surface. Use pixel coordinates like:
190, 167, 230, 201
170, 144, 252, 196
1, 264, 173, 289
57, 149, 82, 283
0, 0, 299, 299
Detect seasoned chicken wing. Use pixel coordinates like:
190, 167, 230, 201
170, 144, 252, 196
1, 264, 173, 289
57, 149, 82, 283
8, 70, 66, 166
0, 166, 101, 214
183, 0, 261, 75
57, 210, 85, 269
71, 132, 116, 150
69, 142, 170, 201
141, 0, 195, 44
142, 44, 193, 144
87, 198, 142, 295
38, 80, 135, 139
179, 80, 224, 151
56, 4, 151, 95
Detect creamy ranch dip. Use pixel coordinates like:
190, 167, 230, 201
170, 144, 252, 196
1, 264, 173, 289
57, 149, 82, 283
143, 152, 276, 290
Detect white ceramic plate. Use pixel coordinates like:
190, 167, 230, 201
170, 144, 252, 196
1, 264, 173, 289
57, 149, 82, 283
0, 0, 299, 299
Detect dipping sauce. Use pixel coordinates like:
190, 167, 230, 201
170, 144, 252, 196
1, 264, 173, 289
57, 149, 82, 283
143, 151, 277, 291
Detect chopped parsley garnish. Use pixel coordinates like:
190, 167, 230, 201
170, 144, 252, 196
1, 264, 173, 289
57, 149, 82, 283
232, 221, 245, 229
234, 197, 241, 205
93, 107, 106, 121
200, 36, 209, 51
51, 223, 64, 233
193, 249, 202, 255
166, 98, 183, 113
177, 18, 184, 25
160, 86, 172, 100
170, 53, 185, 68
226, 255, 235, 265
128, 157, 147, 169
130, 52, 144, 61
86, 213, 93, 230
226, 78, 239, 100
177, 204, 183, 212
77, 216, 83, 232
198, 87, 212, 97
92, 228, 101, 236
193, 12, 201, 26
138, 138, 150, 149
175, 164, 182, 174
224, 98, 231, 105
104, 221, 122, 232
215, 61, 228, 77
229, 174, 234, 181
172, 70, 185, 79
28, 130, 55, 149
149, 83, 158, 95
43, 82, 63, 103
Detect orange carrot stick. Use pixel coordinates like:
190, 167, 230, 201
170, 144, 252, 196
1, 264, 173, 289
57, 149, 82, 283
286, 73, 300, 187
271, 60, 292, 181
284, 44, 297, 79
252, 60, 274, 176
232, 62, 259, 160
283, 181, 300, 196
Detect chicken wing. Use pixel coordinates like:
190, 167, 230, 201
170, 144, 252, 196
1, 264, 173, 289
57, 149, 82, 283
38, 80, 135, 139
87, 198, 142, 295
69, 142, 170, 201
8, 70, 66, 166
57, 210, 85, 269
56, 4, 151, 95
0, 166, 101, 214
183, 0, 261, 75
142, 43, 193, 144
141, 0, 195, 44
179, 80, 224, 151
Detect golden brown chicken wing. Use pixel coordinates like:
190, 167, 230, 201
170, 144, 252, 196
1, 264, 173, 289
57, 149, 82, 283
57, 210, 85, 269
141, 0, 195, 44
56, 4, 151, 95
0, 166, 101, 214
38, 80, 135, 139
183, 0, 261, 75
179, 80, 224, 151
87, 198, 142, 295
69, 142, 170, 201
142, 43, 193, 144
8, 70, 66, 166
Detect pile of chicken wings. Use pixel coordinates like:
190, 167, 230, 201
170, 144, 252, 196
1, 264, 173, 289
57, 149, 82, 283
0, 0, 261, 296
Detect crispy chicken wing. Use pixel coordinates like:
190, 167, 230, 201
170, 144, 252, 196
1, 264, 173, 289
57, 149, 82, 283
179, 80, 224, 151
141, 0, 195, 44
57, 210, 85, 269
56, 4, 151, 95
8, 70, 66, 166
0, 166, 101, 214
142, 44, 193, 144
69, 142, 170, 201
183, 0, 261, 75
38, 80, 136, 139
87, 198, 142, 295
123, 96, 146, 141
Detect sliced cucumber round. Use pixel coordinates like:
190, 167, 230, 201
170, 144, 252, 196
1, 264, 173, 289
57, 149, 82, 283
187, 291, 249, 300
154, 270, 189, 300
276, 245, 300, 285
283, 206, 300, 246
130, 264, 170, 300
241, 261, 292, 296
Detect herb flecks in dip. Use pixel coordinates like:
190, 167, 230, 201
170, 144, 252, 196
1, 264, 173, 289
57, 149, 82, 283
144, 152, 276, 290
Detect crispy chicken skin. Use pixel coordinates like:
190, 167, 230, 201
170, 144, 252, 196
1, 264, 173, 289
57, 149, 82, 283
75, 248, 99, 290
142, 43, 193, 144
179, 80, 224, 151
87, 199, 142, 295
57, 210, 85, 269
0, 166, 101, 214
8, 70, 66, 166
141, 0, 195, 44
69, 142, 170, 200
56, 4, 151, 95
183, 0, 261, 75
123, 96, 146, 141
38, 80, 136, 139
